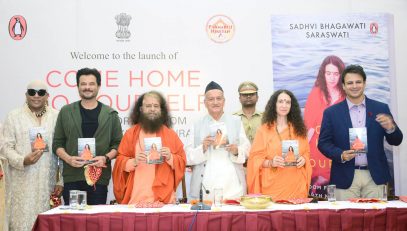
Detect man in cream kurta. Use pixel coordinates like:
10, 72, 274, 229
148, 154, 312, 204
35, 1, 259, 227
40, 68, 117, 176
186, 81, 250, 201
0, 80, 62, 231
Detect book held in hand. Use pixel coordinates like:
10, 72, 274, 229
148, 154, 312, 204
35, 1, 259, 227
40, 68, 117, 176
78, 138, 96, 164
209, 122, 229, 149
349, 127, 367, 154
281, 140, 299, 167
145, 137, 164, 164
29, 127, 49, 152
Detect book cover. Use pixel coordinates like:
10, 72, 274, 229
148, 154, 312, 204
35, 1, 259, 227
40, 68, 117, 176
145, 137, 164, 164
282, 140, 299, 167
349, 127, 368, 154
78, 138, 96, 164
30, 127, 49, 152
209, 122, 229, 149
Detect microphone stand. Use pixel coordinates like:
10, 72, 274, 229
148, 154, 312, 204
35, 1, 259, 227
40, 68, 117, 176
191, 183, 211, 210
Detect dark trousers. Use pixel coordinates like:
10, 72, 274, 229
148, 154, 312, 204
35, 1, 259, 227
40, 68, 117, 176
63, 181, 108, 205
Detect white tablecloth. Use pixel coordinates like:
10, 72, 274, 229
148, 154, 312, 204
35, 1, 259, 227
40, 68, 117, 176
41, 200, 407, 215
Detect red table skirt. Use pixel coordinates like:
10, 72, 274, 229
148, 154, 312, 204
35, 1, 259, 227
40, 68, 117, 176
33, 208, 407, 231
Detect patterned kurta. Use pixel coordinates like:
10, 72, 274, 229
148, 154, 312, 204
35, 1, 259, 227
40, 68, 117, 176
1, 105, 60, 231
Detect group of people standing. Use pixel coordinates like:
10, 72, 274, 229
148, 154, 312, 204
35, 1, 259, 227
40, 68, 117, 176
0, 62, 403, 230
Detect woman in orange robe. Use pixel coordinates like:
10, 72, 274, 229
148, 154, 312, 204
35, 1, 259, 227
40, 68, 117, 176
304, 55, 346, 197
247, 90, 312, 201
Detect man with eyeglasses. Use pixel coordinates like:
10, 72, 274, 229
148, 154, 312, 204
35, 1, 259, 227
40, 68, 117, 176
53, 68, 122, 205
1, 80, 62, 231
185, 81, 250, 202
233, 81, 263, 144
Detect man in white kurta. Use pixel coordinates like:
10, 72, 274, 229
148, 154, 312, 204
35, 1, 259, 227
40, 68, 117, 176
0, 80, 62, 231
186, 81, 250, 201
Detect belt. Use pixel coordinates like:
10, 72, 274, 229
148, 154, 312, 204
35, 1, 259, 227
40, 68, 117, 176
355, 165, 368, 170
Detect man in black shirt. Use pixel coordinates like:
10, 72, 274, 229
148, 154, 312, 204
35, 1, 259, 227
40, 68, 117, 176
53, 68, 123, 205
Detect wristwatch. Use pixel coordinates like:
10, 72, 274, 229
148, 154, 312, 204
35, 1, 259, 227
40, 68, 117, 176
104, 155, 111, 164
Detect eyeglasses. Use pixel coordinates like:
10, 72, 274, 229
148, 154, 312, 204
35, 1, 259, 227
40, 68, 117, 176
27, 89, 47, 97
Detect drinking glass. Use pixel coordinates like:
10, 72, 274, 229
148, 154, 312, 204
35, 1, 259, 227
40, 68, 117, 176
381, 184, 388, 202
213, 188, 223, 207
327, 185, 336, 202
69, 190, 79, 209
77, 191, 87, 210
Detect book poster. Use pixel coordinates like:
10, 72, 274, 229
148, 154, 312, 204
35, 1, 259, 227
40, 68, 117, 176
271, 13, 394, 198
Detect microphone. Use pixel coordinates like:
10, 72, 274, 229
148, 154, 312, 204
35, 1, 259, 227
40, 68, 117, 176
191, 183, 211, 210
202, 184, 210, 195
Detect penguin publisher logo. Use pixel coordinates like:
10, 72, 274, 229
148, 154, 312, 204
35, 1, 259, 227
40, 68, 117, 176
115, 13, 132, 41
9, 15, 27, 40
370, 22, 378, 34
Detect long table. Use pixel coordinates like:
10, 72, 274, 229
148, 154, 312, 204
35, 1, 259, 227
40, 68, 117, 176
33, 201, 407, 231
